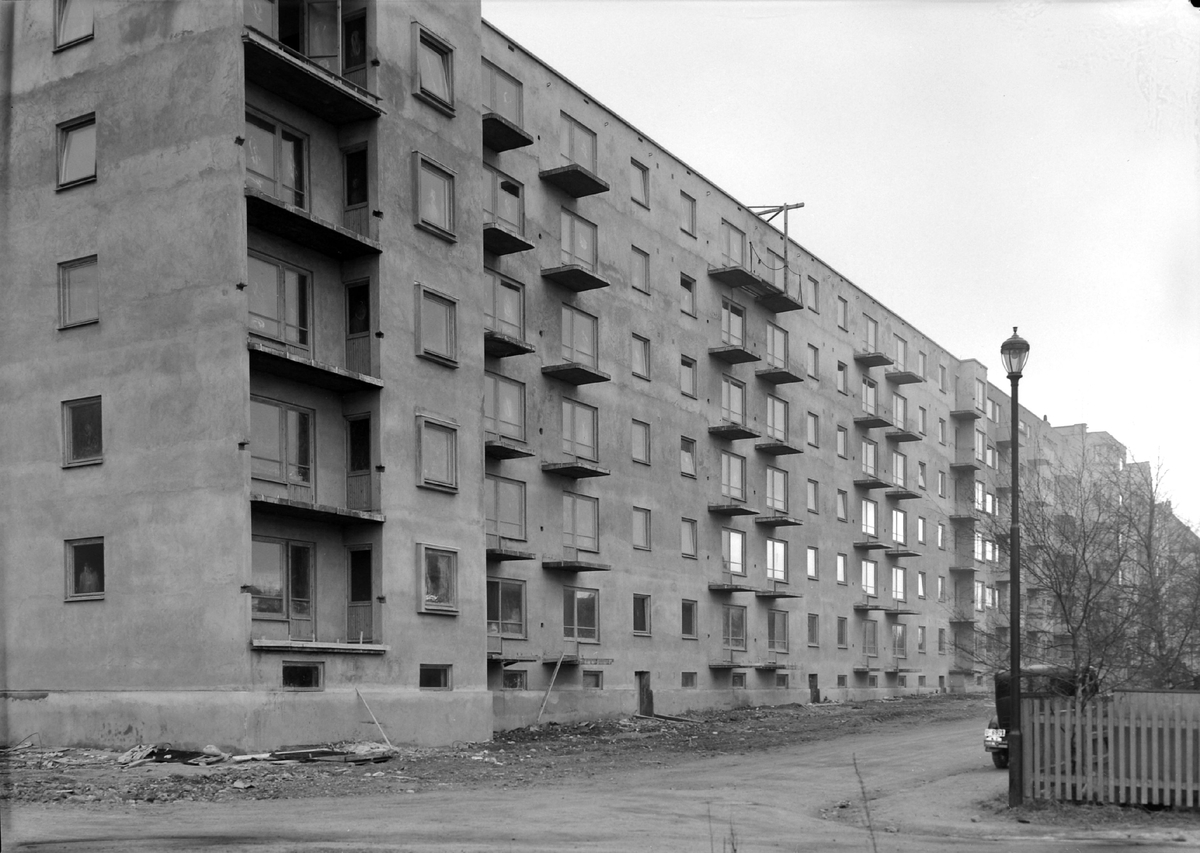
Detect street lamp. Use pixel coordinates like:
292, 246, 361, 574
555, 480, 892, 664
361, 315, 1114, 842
1001, 327, 1030, 808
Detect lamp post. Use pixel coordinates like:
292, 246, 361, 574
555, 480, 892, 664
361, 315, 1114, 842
1001, 327, 1030, 807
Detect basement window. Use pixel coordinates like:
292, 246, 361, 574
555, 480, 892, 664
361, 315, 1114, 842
731, 672, 747, 689
582, 670, 603, 689
419, 664, 451, 690
282, 661, 322, 691
502, 670, 527, 690
681, 672, 697, 688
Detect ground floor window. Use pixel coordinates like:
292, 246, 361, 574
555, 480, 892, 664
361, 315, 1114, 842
582, 670, 603, 689
282, 661, 322, 691
251, 537, 314, 640
419, 664, 452, 690
502, 670, 527, 690
564, 586, 599, 641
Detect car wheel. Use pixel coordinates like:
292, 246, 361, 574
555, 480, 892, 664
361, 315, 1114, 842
992, 751, 1009, 769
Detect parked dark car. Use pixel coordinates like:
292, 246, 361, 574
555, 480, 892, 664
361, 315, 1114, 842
985, 664, 1096, 768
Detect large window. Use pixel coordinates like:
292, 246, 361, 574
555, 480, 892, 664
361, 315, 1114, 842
721, 299, 745, 346
415, 25, 454, 111
864, 314, 878, 351
559, 113, 598, 171
484, 372, 525, 441
561, 305, 598, 367
766, 466, 788, 512
484, 165, 523, 233
806, 546, 819, 579
416, 155, 455, 238
563, 492, 599, 552
248, 253, 310, 352
720, 451, 745, 501
892, 509, 907, 545
861, 377, 878, 416
250, 397, 312, 492
251, 537, 314, 640
765, 323, 787, 369
892, 451, 907, 488
65, 537, 104, 600
561, 398, 597, 460
486, 272, 524, 340
837, 616, 849, 648
719, 220, 745, 268
58, 114, 96, 188
862, 559, 877, 596
487, 577, 525, 638
892, 566, 907, 602
564, 586, 599, 641
56, 0, 94, 47
722, 604, 747, 650
766, 538, 787, 582
863, 620, 878, 657
418, 417, 457, 491
485, 475, 525, 541
720, 376, 745, 424
861, 438, 878, 476
560, 209, 598, 271
771, 611, 790, 653
62, 396, 102, 466
418, 544, 458, 613
766, 395, 788, 441
806, 613, 819, 647
58, 255, 99, 328
861, 498, 878, 537
245, 112, 305, 206
722, 528, 745, 575
893, 623, 908, 658
482, 59, 522, 125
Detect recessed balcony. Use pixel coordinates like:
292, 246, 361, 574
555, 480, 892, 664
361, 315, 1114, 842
754, 514, 803, 528
541, 264, 611, 292
541, 460, 610, 479
484, 329, 536, 359
708, 344, 760, 365
245, 188, 382, 260
482, 112, 534, 152
483, 222, 535, 256
708, 503, 759, 517
854, 413, 892, 430
708, 422, 761, 441
248, 341, 383, 393
755, 364, 804, 385
541, 363, 611, 385
484, 436, 535, 460
539, 164, 610, 198
541, 559, 612, 573
755, 439, 803, 456
854, 352, 895, 368
885, 370, 925, 385
250, 493, 384, 525
242, 28, 384, 125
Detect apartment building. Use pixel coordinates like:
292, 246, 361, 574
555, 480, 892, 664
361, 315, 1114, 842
0, 0, 1101, 748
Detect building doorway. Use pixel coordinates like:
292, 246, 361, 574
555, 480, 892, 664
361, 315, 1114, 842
635, 671, 653, 716
808, 673, 820, 704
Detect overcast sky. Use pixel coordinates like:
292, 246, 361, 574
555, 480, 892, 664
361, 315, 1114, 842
481, 0, 1200, 525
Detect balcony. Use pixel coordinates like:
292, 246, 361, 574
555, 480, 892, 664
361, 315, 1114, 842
949, 611, 977, 624
708, 659, 745, 670
755, 364, 804, 385
251, 638, 386, 655
248, 340, 383, 393
541, 558, 612, 573
853, 473, 891, 490
250, 493, 384, 525
482, 112, 534, 153
885, 603, 920, 616
539, 164, 610, 198
754, 513, 803, 528
483, 222, 535, 256
541, 264, 611, 293
484, 329, 536, 359
756, 283, 804, 313
951, 409, 982, 421
541, 460, 610, 479
754, 439, 802, 456
484, 436, 535, 460
886, 423, 921, 443
242, 28, 384, 125
949, 513, 978, 525
754, 658, 790, 669
708, 580, 757, 593
755, 585, 803, 599
885, 486, 921, 501
853, 537, 887, 551
541, 362, 611, 386
885, 369, 925, 385
486, 636, 540, 664
854, 352, 894, 368
885, 545, 920, 559
708, 422, 761, 441
485, 546, 536, 562
708, 503, 759, 517
245, 188, 382, 259
853, 412, 892, 430
708, 344, 760, 365
950, 459, 981, 473
853, 597, 888, 611
708, 264, 768, 293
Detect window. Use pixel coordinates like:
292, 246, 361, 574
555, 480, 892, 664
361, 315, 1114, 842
483, 165, 523, 233
837, 296, 848, 330
975, 379, 987, 411
56, 0, 94, 47
863, 620, 878, 656
938, 418, 947, 444
57, 114, 97, 189
974, 479, 985, 511
918, 407, 928, 435
484, 372, 525, 441
776, 673, 790, 689
419, 664, 452, 690
806, 479, 819, 514
680, 274, 696, 315
629, 246, 650, 294
938, 576, 946, 602
559, 208, 598, 270
806, 344, 819, 379
722, 604, 747, 650
563, 492, 599, 552
681, 518, 698, 557
250, 537, 314, 638
65, 537, 104, 600
805, 276, 820, 313
632, 507, 651, 550
918, 351, 927, 377
892, 566, 907, 602
680, 355, 697, 397
680, 437, 696, 477
918, 462, 927, 489
416, 285, 458, 365
837, 616, 849, 648
917, 516, 926, 544
482, 59, 522, 125
282, 661, 322, 691
488, 578, 525, 638
861, 377, 878, 416
836, 361, 847, 394
720, 451, 745, 501
719, 220, 746, 268
757, 324, 787, 371
893, 624, 907, 658
894, 335, 907, 371
864, 314, 878, 351
937, 471, 946, 497
722, 528, 746, 575
633, 593, 651, 634
836, 553, 848, 584
631, 159, 649, 207
892, 451, 907, 488
682, 599, 698, 638
975, 580, 985, 611
806, 412, 819, 447
631, 419, 651, 465
720, 376, 745, 424
502, 670, 527, 690
244, 110, 308, 206
250, 397, 312, 490
806, 546, 819, 579
485, 475, 525, 541
893, 395, 908, 431
861, 499, 877, 537
680, 192, 697, 235
806, 613, 819, 646
731, 672, 747, 688
62, 395, 103, 467
414, 24, 454, 111
937, 522, 945, 549
861, 438, 878, 476
682, 671, 698, 687
766, 466, 788, 511
344, 146, 368, 212
415, 154, 455, 238
559, 113, 598, 171
938, 363, 948, 392
864, 561, 883, 599
892, 509, 907, 545
247, 252, 310, 352
975, 429, 987, 462
485, 272, 524, 340
771, 610, 790, 652
418, 545, 457, 613
766, 395, 788, 441
766, 538, 787, 582
721, 299, 746, 346
836, 489, 848, 521
561, 398, 598, 460
563, 586, 599, 641
58, 255, 99, 328
418, 417, 457, 490
986, 446, 996, 469
917, 626, 927, 654
837, 425, 848, 458
938, 628, 947, 654
561, 305, 599, 368
582, 670, 603, 689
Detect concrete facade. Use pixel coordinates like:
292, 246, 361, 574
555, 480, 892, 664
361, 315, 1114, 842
0, 0, 1130, 749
